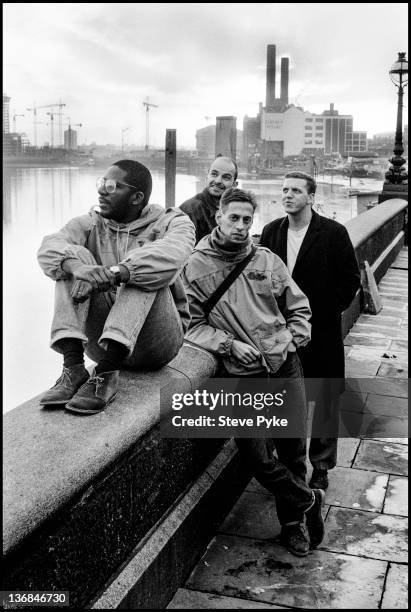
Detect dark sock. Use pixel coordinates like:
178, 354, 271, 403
56, 339, 85, 368
95, 340, 128, 374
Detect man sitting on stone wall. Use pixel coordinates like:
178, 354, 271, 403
38, 159, 195, 415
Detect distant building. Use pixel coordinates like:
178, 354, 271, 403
3, 132, 24, 156
243, 113, 261, 156
196, 124, 243, 162
3, 94, 11, 134
261, 106, 305, 158
369, 125, 408, 158
371, 131, 395, 143
196, 125, 215, 158
302, 112, 326, 156
345, 131, 368, 153
64, 127, 77, 150
199, 44, 370, 169
321, 103, 354, 156
236, 129, 244, 163
215, 116, 237, 159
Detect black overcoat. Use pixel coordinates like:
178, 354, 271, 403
260, 211, 360, 379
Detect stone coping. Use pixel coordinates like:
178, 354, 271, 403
345, 198, 407, 249
3, 344, 217, 556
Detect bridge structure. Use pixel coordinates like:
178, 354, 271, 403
3, 197, 408, 609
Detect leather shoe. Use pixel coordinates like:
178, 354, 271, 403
305, 488, 325, 549
39, 364, 89, 406
309, 468, 329, 491
66, 370, 119, 415
279, 522, 310, 557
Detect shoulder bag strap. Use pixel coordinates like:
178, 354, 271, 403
203, 245, 257, 318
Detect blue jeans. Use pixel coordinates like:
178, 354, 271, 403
50, 246, 184, 370
233, 352, 313, 525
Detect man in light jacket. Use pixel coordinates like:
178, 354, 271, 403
182, 187, 325, 557
38, 159, 195, 415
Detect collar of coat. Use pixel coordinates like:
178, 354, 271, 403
195, 226, 254, 263
199, 188, 221, 212
277, 209, 322, 273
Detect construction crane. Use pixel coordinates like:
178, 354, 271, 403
12, 113, 25, 132
26, 101, 66, 147
142, 100, 158, 151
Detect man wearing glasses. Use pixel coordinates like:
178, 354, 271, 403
37, 159, 195, 415
179, 155, 238, 243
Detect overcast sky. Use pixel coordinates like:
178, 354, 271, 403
3, 3, 408, 148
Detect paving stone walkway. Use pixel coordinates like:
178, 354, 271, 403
167, 248, 408, 610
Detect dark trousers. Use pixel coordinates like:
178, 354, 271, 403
307, 378, 340, 470
309, 437, 338, 471
229, 352, 314, 525
298, 341, 343, 471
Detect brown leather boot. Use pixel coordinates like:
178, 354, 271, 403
65, 370, 119, 415
39, 364, 89, 406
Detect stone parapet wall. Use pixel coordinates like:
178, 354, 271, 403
3, 346, 247, 608
342, 198, 407, 337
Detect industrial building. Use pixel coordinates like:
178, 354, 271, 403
196, 123, 243, 161
240, 44, 368, 171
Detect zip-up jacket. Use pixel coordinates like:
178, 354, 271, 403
182, 230, 311, 375
179, 188, 220, 243
37, 203, 196, 331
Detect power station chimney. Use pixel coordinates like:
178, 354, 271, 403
266, 45, 276, 109
280, 57, 289, 107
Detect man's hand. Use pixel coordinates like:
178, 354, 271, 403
71, 279, 93, 303
231, 340, 261, 365
63, 260, 117, 292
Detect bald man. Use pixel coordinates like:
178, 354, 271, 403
179, 156, 238, 243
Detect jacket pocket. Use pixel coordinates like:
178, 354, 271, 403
257, 328, 293, 373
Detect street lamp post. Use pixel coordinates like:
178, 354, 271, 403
379, 52, 408, 203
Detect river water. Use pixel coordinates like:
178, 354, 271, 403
3, 166, 383, 412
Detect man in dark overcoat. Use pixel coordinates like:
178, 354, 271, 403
260, 171, 360, 490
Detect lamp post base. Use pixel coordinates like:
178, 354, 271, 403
378, 182, 408, 203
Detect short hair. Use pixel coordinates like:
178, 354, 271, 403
284, 171, 317, 195
113, 159, 153, 204
219, 187, 257, 212
211, 155, 238, 181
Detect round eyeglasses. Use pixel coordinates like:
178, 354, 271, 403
96, 177, 138, 193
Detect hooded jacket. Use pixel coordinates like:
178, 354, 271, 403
37, 203, 196, 331
182, 228, 311, 375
